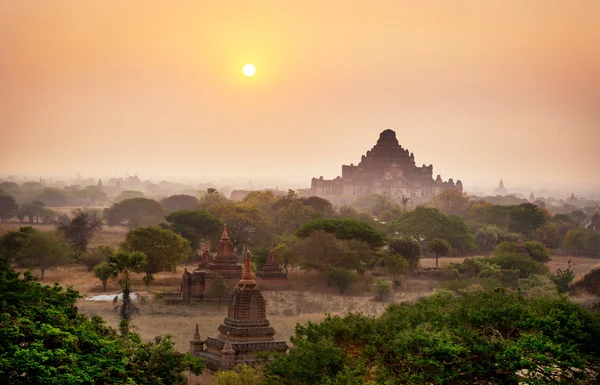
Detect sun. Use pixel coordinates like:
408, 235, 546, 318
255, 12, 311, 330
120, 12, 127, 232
243, 64, 256, 77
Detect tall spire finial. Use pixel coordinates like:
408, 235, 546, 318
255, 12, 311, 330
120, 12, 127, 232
221, 332, 235, 354
238, 250, 257, 287
192, 324, 201, 340
221, 224, 229, 240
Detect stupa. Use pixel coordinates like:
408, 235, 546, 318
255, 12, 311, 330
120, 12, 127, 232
192, 251, 289, 371
198, 243, 212, 269
589, 206, 600, 231
257, 248, 287, 288
208, 224, 242, 280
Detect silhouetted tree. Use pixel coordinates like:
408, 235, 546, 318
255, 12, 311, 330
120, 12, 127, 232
0, 194, 18, 221
57, 209, 103, 253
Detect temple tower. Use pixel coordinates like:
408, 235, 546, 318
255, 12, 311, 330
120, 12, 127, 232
257, 248, 287, 289
194, 251, 289, 371
199, 244, 212, 269
208, 224, 242, 280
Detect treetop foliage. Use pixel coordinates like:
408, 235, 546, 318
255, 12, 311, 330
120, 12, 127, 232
296, 218, 385, 249
0, 257, 203, 384
265, 289, 600, 384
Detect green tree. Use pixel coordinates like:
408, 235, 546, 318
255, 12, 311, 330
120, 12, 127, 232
0, 226, 36, 263
391, 206, 474, 253
0, 257, 203, 384
277, 200, 317, 234
105, 197, 164, 230
57, 208, 103, 254
205, 274, 234, 309
16, 231, 71, 280
474, 225, 500, 252
214, 364, 263, 385
160, 194, 198, 213
429, 238, 451, 268
165, 209, 222, 251
107, 250, 147, 331
81, 245, 115, 271
548, 259, 575, 294
93, 261, 115, 291
296, 218, 385, 249
18, 200, 45, 223
265, 289, 600, 384
508, 203, 548, 237
388, 237, 421, 271
373, 278, 393, 301
523, 241, 551, 263
0, 194, 18, 221
299, 196, 335, 217
294, 231, 374, 272
325, 267, 358, 294
384, 253, 408, 284
122, 226, 190, 284
563, 228, 587, 255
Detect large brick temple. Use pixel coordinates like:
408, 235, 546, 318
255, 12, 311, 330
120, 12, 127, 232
311, 129, 462, 199
189, 251, 289, 372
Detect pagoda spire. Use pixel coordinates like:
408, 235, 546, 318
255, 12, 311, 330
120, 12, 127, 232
192, 324, 201, 341
221, 224, 229, 240
238, 250, 257, 288
221, 332, 235, 354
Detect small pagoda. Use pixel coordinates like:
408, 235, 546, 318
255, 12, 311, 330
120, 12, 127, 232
257, 248, 287, 288
208, 224, 242, 280
198, 244, 212, 269
191, 251, 289, 371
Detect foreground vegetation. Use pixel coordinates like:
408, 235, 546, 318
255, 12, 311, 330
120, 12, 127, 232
0, 257, 203, 385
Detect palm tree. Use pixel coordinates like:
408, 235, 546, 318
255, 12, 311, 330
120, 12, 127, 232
107, 250, 146, 335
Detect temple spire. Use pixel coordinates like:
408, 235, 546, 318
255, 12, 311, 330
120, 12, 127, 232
221, 224, 229, 240
238, 250, 257, 288
221, 332, 235, 354
192, 324, 201, 341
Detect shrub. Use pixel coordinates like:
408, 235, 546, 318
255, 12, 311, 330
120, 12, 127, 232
326, 267, 358, 294
524, 241, 551, 263
388, 237, 421, 271
373, 279, 393, 302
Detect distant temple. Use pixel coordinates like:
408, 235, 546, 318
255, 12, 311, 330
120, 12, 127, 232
495, 178, 508, 196
256, 248, 287, 288
310, 129, 462, 199
189, 251, 289, 372
528, 192, 535, 203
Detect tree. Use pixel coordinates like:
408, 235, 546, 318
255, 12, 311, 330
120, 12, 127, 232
430, 189, 470, 217
165, 210, 222, 251
0, 257, 203, 384
294, 231, 374, 272
508, 203, 548, 237
391, 206, 474, 253
384, 253, 408, 284
82, 245, 114, 271
93, 261, 115, 291
16, 231, 71, 280
57, 208, 103, 254
35, 188, 71, 207
0, 226, 36, 263
563, 228, 587, 255
18, 200, 45, 223
105, 198, 164, 230
325, 267, 357, 294
371, 194, 396, 217
388, 237, 421, 271
569, 210, 589, 227
210, 202, 271, 249
429, 238, 451, 268
277, 200, 317, 234
107, 250, 147, 331
114, 190, 145, 203
548, 259, 575, 293
373, 279, 393, 301
122, 226, 190, 284
273, 236, 300, 276
299, 196, 335, 217
474, 225, 500, 252
523, 241, 551, 263
160, 194, 198, 213
264, 290, 600, 384
296, 218, 385, 249
205, 274, 234, 309
0, 194, 18, 221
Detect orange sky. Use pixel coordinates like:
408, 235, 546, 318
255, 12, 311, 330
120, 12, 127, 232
1, 1, 599, 190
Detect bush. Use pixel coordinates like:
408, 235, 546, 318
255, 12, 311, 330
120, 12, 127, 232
326, 267, 358, 294
524, 241, 551, 263
388, 237, 421, 271
373, 279, 393, 301
548, 260, 575, 294
81, 245, 114, 271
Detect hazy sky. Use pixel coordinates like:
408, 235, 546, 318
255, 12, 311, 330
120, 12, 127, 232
1, 1, 599, 190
